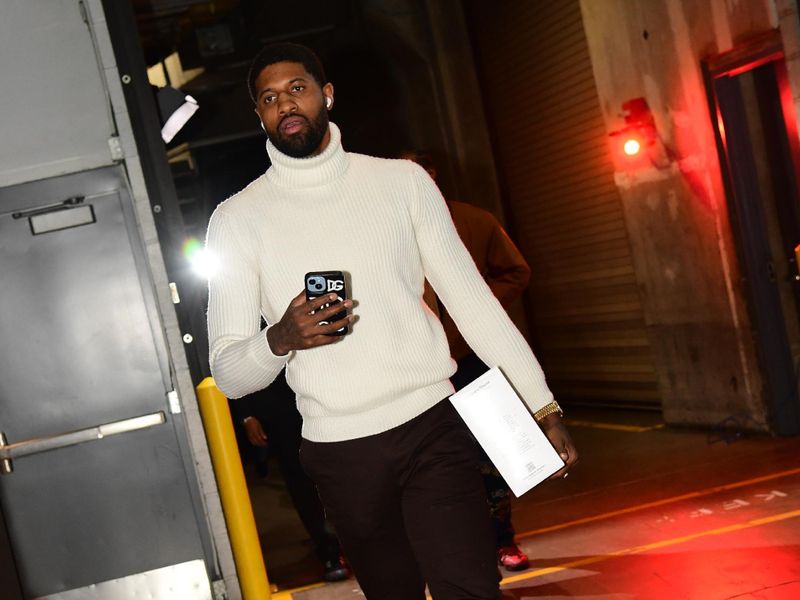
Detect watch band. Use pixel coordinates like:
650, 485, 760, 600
533, 400, 563, 422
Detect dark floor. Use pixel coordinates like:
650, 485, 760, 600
244, 406, 800, 599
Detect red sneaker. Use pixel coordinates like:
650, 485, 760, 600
497, 544, 530, 571
322, 554, 351, 582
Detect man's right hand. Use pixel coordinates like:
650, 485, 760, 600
267, 290, 353, 356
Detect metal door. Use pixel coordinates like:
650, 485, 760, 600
0, 166, 211, 598
712, 57, 800, 435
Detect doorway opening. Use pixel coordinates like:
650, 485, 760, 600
706, 33, 800, 435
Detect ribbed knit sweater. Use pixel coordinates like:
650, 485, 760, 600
206, 123, 554, 442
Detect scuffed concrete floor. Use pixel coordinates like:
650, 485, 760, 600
244, 407, 800, 599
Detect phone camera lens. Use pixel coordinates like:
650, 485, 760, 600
308, 277, 325, 292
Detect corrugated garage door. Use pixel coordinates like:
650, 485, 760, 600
464, 0, 659, 407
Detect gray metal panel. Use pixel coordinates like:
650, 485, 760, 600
0, 171, 165, 438
4, 426, 208, 596
0, 167, 207, 598
0, 1, 116, 187
0, 0, 234, 593
35, 559, 211, 600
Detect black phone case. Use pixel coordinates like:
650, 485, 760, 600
304, 271, 348, 336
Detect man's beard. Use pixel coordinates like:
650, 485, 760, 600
269, 108, 329, 158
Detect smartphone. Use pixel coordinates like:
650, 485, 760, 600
304, 271, 349, 336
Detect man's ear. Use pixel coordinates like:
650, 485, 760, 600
323, 82, 334, 109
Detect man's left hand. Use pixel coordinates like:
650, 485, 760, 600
538, 413, 579, 480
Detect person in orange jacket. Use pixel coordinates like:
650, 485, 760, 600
401, 150, 533, 571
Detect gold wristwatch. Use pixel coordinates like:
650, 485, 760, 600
533, 400, 564, 422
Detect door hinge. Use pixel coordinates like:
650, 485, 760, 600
108, 136, 124, 160
167, 390, 182, 414
78, 0, 89, 25
169, 282, 181, 304
212, 579, 228, 600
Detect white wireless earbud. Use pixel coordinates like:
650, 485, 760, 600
325, 97, 332, 109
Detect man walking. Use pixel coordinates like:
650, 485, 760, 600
206, 42, 577, 600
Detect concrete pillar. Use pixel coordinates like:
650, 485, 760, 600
579, 0, 787, 430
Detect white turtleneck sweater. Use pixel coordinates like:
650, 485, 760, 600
206, 123, 554, 442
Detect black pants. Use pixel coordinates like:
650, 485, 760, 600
300, 401, 500, 600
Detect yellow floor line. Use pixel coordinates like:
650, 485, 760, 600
503, 508, 800, 585
271, 582, 325, 599
563, 419, 665, 432
517, 465, 800, 540
274, 469, 800, 598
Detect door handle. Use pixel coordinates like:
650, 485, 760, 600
0, 412, 165, 474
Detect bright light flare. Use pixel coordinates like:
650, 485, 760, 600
183, 238, 218, 279
623, 138, 642, 156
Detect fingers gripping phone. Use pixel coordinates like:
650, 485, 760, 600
304, 271, 349, 336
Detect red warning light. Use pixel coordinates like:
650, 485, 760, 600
609, 97, 657, 166
623, 138, 642, 156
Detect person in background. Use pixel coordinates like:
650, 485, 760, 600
401, 150, 533, 571
231, 369, 351, 582
206, 42, 577, 599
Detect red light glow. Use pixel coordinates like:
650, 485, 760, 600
623, 138, 642, 156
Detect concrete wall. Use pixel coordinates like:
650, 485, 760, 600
578, 0, 800, 430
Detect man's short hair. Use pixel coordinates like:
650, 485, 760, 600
247, 43, 327, 103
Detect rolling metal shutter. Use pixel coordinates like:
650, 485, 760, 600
465, 0, 659, 407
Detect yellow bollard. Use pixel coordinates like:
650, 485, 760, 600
196, 377, 272, 600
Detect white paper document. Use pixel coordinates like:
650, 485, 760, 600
449, 367, 564, 497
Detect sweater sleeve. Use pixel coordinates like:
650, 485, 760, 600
206, 208, 288, 398
407, 165, 554, 412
